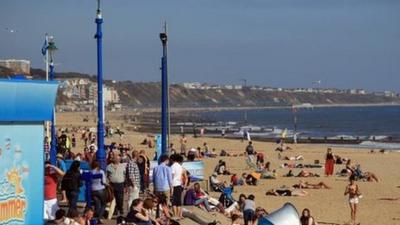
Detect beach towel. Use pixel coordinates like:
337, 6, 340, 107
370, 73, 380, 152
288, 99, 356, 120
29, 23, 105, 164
251, 172, 261, 180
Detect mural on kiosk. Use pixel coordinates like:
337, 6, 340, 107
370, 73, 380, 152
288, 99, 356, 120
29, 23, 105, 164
0, 124, 44, 224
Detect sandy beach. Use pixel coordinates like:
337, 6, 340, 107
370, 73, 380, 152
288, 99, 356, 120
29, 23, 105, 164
58, 112, 400, 225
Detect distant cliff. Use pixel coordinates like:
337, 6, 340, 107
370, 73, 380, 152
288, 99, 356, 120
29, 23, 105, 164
2, 68, 399, 108
112, 82, 400, 108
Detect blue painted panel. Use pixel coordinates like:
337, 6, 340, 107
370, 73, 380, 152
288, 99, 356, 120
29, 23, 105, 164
0, 79, 58, 122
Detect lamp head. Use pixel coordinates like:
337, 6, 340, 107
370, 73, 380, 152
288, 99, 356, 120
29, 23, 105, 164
159, 33, 167, 45
47, 36, 57, 62
96, 0, 102, 18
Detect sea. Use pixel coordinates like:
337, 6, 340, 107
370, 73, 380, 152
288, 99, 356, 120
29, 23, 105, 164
201, 105, 400, 148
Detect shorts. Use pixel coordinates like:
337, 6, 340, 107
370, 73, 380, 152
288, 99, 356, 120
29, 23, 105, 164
172, 186, 183, 206
44, 198, 59, 220
155, 190, 171, 203
349, 197, 359, 204
243, 209, 255, 222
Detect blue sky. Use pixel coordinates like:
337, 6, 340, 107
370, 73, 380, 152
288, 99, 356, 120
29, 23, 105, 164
1, 0, 399, 91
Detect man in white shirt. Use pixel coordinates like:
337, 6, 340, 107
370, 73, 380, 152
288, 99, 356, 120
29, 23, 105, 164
170, 154, 184, 219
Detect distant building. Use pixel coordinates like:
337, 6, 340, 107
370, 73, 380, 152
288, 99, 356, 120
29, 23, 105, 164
0, 59, 30, 75
104, 86, 120, 105
356, 89, 366, 95
182, 82, 201, 89
384, 91, 397, 98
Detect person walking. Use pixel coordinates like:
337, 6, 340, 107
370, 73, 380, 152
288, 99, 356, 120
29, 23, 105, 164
344, 175, 362, 225
106, 151, 126, 216
61, 160, 82, 215
325, 148, 335, 176
245, 141, 255, 164
126, 155, 141, 208
91, 161, 107, 223
180, 134, 187, 157
152, 155, 173, 202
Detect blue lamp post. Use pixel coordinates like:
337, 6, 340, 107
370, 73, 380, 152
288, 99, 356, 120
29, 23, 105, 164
159, 23, 169, 156
94, 0, 106, 170
48, 37, 58, 165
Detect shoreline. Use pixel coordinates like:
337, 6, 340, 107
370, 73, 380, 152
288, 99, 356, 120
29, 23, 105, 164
125, 102, 400, 113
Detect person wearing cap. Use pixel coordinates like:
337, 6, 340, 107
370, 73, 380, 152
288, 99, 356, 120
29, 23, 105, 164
56, 153, 67, 172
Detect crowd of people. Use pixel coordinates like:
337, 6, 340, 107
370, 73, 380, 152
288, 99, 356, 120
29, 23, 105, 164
42, 128, 381, 225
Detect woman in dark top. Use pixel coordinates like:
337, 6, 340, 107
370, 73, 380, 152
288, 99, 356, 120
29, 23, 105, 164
61, 160, 82, 214
325, 148, 335, 176
126, 199, 152, 225
137, 154, 147, 193
300, 208, 318, 225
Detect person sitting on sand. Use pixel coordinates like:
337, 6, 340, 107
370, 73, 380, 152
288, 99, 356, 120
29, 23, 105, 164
225, 194, 246, 217
214, 160, 231, 175
125, 199, 152, 225
186, 183, 223, 213
231, 214, 241, 225
245, 173, 260, 186
265, 188, 309, 197
292, 180, 331, 189
300, 208, 319, 225
205, 148, 218, 158
345, 159, 355, 175
231, 174, 245, 186
297, 170, 320, 177
210, 173, 224, 191
187, 148, 198, 161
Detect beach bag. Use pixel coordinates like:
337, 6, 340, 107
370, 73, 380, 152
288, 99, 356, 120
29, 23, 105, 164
105, 184, 114, 203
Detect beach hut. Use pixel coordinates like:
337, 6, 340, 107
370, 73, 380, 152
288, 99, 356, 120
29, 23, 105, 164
0, 79, 58, 224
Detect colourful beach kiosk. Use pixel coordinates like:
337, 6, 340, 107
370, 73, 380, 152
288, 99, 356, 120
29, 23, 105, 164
0, 79, 58, 224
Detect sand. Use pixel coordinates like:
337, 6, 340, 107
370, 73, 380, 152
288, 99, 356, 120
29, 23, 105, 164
57, 112, 400, 225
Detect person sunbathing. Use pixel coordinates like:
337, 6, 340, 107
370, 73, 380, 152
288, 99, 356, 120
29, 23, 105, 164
265, 188, 309, 197
297, 170, 320, 177
260, 170, 277, 180
292, 180, 331, 189
361, 171, 379, 182
354, 165, 379, 182
279, 154, 304, 161
378, 197, 400, 201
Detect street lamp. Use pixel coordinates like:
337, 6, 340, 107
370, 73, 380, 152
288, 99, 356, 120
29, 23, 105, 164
94, 0, 106, 170
48, 36, 58, 165
159, 22, 169, 157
